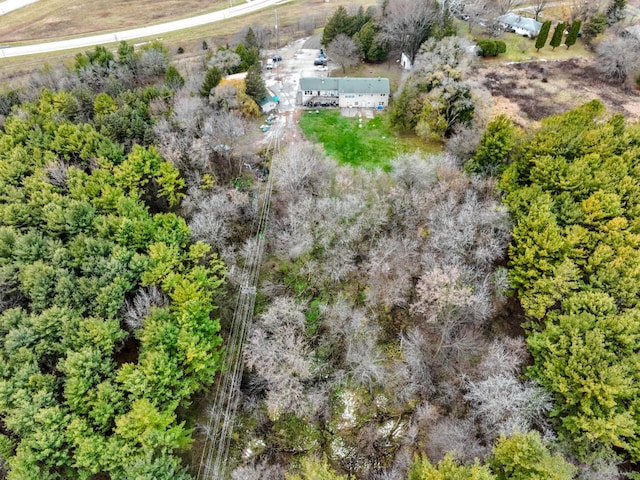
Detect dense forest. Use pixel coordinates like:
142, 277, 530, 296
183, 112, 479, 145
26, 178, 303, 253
0, 11, 640, 480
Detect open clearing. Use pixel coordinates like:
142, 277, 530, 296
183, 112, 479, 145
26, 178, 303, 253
299, 110, 434, 170
475, 57, 640, 128
0, 0, 229, 42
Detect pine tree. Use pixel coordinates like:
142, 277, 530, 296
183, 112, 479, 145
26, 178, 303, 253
164, 65, 185, 90
321, 6, 351, 47
199, 66, 222, 97
244, 27, 260, 50
607, 0, 627, 24
550, 22, 565, 50
565, 20, 581, 48
245, 64, 268, 104
535, 21, 552, 52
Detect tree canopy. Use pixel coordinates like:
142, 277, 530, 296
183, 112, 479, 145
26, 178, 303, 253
501, 100, 640, 461
0, 88, 225, 478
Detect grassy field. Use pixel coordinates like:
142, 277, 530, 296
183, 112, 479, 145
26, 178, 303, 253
0, 0, 229, 43
492, 31, 593, 63
299, 110, 434, 170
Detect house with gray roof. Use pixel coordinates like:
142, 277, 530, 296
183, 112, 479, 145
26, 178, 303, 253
297, 77, 390, 110
498, 13, 543, 38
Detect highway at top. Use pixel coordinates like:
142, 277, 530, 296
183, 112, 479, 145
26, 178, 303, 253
0, 0, 288, 58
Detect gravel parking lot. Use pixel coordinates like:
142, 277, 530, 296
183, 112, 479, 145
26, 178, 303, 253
262, 36, 329, 113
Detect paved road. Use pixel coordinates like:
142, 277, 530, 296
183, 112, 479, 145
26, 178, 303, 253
0, 0, 38, 16
0, 0, 287, 58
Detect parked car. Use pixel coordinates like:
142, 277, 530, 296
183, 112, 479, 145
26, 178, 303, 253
265, 58, 274, 70
315, 65, 328, 71
314, 58, 327, 66
272, 55, 282, 62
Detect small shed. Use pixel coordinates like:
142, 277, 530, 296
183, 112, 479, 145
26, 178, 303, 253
400, 52, 412, 70
498, 13, 543, 38
259, 91, 278, 113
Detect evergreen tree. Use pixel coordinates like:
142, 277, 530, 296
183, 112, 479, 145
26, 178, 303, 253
321, 6, 351, 47
535, 21, 552, 52
244, 64, 268, 104
468, 114, 516, 174
244, 26, 260, 50
117, 41, 135, 66
607, 0, 627, 24
565, 20, 581, 48
489, 432, 576, 480
348, 6, 371, 37
199, 66, 222, 97
550, 22, 565, 50
354, 21, 375, 60
164, 65, 185, 90
582, 13, 608, 43
409, 453, 496, 480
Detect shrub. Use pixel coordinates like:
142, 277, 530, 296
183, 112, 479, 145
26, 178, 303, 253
477, 39, 507, 57
582, 13, 607, 43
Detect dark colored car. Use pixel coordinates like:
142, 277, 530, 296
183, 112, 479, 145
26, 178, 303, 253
272, 55, 282, 62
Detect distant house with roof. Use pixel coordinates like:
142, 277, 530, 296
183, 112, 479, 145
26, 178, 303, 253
297, 77, 390, 109
498, 13, 543, 38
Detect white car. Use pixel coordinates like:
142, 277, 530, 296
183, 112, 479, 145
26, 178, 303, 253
315, 65, 328, 71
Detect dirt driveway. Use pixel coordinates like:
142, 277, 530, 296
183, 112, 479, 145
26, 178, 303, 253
261, 35, 326, 113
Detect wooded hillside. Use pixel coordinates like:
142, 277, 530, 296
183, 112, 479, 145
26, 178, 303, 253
502, 100, 640, 462
0, 88, 225, 479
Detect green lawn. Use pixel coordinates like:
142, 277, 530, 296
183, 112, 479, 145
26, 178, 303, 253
298, 110, 431, 170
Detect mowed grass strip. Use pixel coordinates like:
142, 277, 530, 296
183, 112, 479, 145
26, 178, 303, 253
299, 110, 421, 170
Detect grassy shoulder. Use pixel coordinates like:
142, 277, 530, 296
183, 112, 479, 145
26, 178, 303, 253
298, 109, 434, 170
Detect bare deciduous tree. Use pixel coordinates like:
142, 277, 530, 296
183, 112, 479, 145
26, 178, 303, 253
122, 285, 169, 331
425, 417, 487, 463
172, 90, 206, 137
411, 264, 492, 325
231, 461, 284, 480
271, 142, 328, 200
44, 160, 70, 188
595, 36, 640, 82
364, 236, 420, 308
571, 0, 607, 21
533, 0, 549, 21
477, 337, 528, 377
188, 189, 253, 250
464, 372, 552, 441
379, 0, 439, 63
327, 34, 362, 74
414, 37, 477, 76
244, 296, 313, 418
207, 49, 242, 75
395, 327, 436, 401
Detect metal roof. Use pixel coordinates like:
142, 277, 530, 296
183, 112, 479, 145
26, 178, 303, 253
299, 77, 390, 94
498, 13, 543, 34
299, 77, 340, 91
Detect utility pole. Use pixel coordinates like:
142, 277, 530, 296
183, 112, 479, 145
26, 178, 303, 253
275, 8, 279, 80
